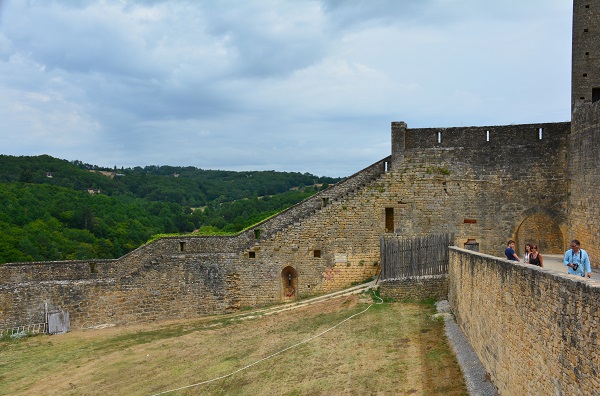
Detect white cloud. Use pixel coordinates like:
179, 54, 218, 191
0, 0, 572, 177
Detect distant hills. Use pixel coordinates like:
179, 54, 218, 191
0, 155, 342, 264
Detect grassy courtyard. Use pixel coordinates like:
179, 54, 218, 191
0, 294, 466, 395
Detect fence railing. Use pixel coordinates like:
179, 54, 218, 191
380, 234, 453, 279
0, 323, 47, 338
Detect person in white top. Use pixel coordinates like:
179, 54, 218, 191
523, 243, 532, 264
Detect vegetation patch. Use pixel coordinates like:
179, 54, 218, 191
425, 166, 451, 175
0, 155, 341, 264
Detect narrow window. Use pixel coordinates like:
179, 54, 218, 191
592, 88, 600, 103
437, 131, 442, 143
314, 250, 321, 258
385, 208, 394, 233
254, 229, 261, 239
89, 263, 96, 273
179, 241, 186, 252
538, 127, 543, 140
322, 197, 329, 207
249, 251, 256, 258
586, 52, 590, 56
486, 130, 490, 142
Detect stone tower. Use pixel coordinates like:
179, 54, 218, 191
572, 0, 600, 107
568, 0, 600, 263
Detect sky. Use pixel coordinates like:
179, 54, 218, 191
0, 0, 572, 178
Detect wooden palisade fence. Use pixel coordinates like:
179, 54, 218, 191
380, 234, 453, 279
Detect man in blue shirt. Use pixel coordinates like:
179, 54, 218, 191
563, 239, 592, 278
504, 240, 519, 262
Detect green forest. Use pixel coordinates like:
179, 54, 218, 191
0, 155, 342, 264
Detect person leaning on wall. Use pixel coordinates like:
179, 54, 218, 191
528, 244, 543, 267
504, 240, 520, 262
564, 239, 592, 278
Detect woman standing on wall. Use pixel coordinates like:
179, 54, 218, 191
529, 245, 544, 267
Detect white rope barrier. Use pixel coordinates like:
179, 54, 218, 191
151, 290, 383, 396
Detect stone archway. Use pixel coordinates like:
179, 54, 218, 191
515, 212, 564, 255
281, 266, 298, 301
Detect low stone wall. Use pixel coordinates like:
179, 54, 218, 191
378, 275, 448, 300
448, 247, 600, 395
0, 252, 242, 330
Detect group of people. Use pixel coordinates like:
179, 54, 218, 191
504, 240, 544, 267
504, 239, 592, 278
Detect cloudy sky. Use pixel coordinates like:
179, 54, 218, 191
0, 0, 572, 177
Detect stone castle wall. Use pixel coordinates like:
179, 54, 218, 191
379, 275, 448, 301
448, 247, 600, 395
568, 101, 600, 264
0, 159, 391, 329
392, 121, 571, 256
0, 121, 572, 330
0, 251, 241, 329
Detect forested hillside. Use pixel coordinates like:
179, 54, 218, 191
0, 155, 342, 264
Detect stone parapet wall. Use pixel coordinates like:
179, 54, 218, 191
0, 259, 117, 283
448, 247, 600, 395
378, 275, 448, 300
404, 122, 567, 151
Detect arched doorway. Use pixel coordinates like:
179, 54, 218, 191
281, 266, 298, 301
516, 212, 564, 255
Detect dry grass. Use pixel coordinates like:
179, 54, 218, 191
0, 294, 466, 395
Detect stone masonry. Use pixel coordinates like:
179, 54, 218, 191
0, 120, 573, 329
448, 247, 600, 396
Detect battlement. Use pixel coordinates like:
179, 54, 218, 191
391, 121, 571, 171
392, 121, 570, 159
